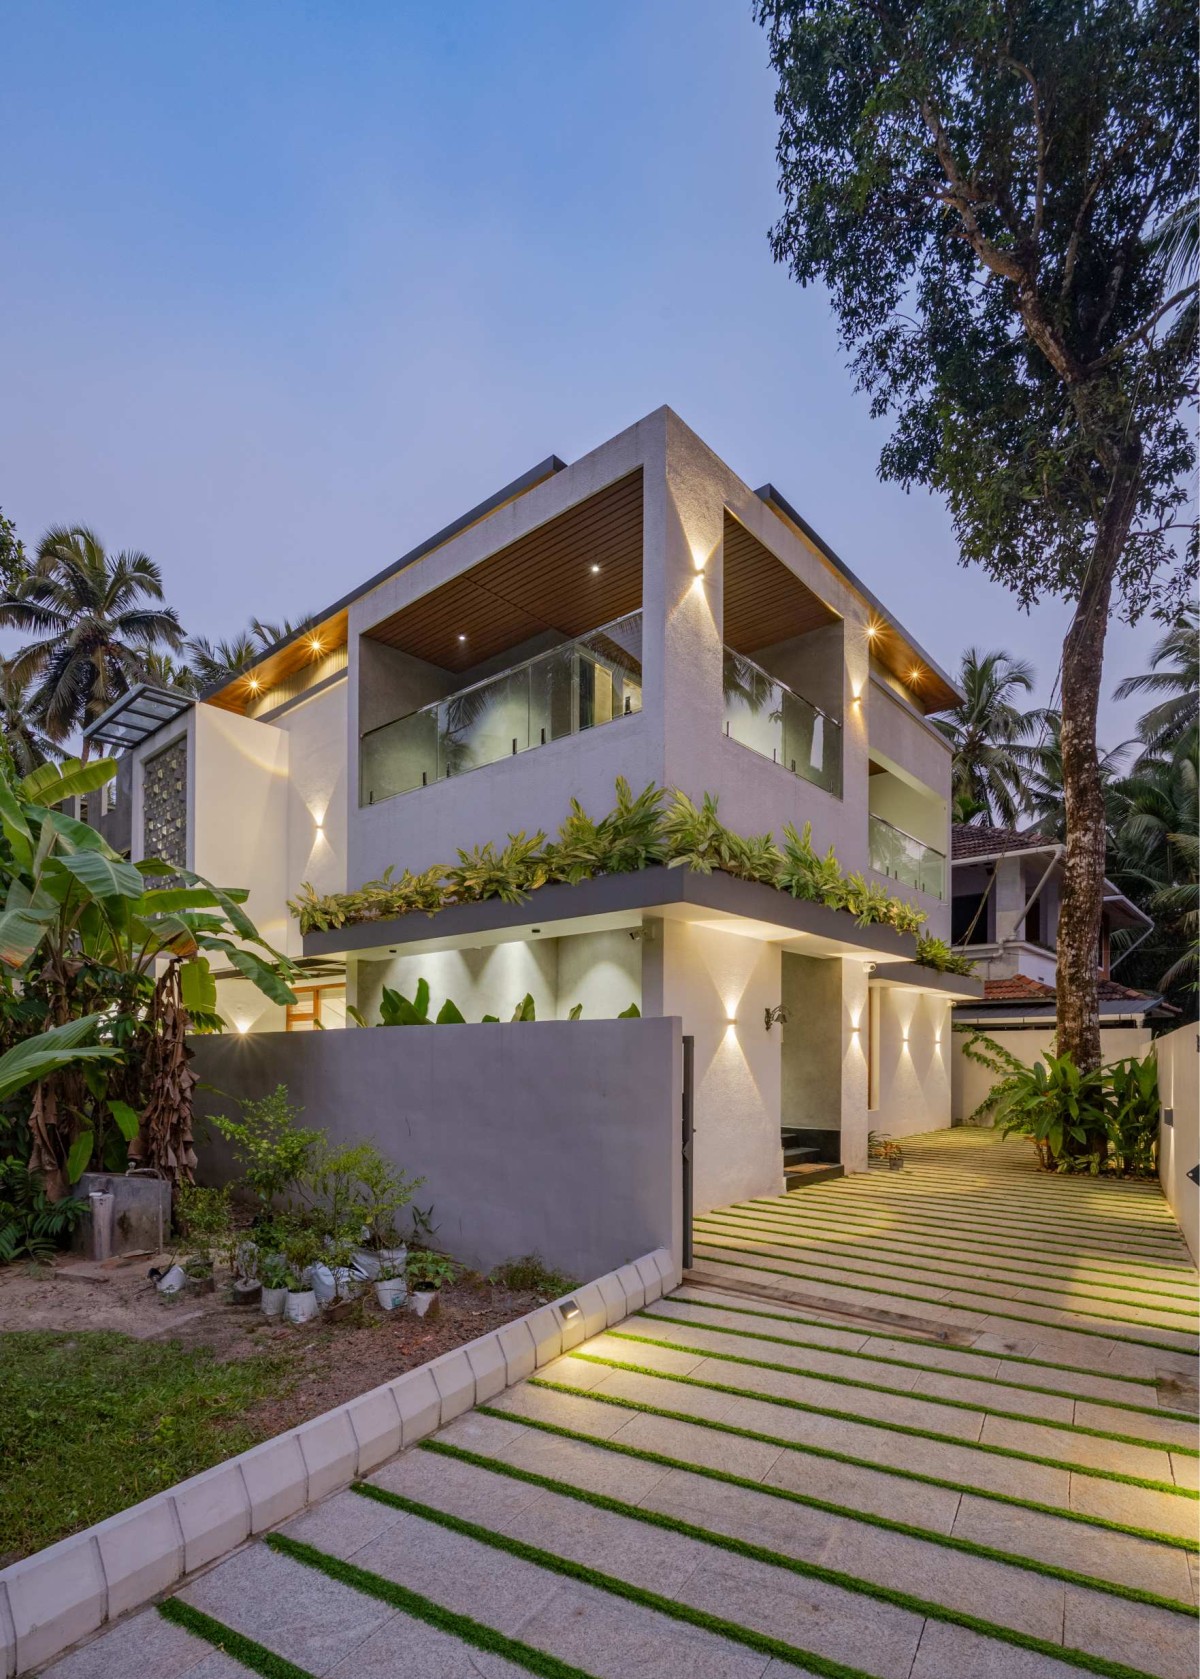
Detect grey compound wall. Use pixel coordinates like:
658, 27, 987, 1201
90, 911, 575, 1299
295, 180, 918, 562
190, 1016, 683, 1282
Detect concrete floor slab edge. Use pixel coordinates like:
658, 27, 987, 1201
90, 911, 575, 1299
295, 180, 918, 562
0, 1243, 676, 1678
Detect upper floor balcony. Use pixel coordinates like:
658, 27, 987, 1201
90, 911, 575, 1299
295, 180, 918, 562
721, 647, 843, 798
361, 612, 643, 805
868, 811, 946, 900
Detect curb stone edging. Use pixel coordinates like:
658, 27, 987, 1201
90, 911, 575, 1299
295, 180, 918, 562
0, 1245, 679, 1678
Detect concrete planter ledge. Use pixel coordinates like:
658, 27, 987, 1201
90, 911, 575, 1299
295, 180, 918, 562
0, 1246, 679, 1678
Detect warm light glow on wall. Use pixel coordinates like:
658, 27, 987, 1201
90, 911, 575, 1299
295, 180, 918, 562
235, 1019, 250, 1035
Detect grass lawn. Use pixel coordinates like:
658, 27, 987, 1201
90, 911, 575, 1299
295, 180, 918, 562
0, 1331, 289, 1564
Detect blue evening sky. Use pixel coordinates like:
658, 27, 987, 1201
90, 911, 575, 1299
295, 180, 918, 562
0, 0, 1164, 746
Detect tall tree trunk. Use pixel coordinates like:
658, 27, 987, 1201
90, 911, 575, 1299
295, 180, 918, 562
1056, 445, 1142, 1075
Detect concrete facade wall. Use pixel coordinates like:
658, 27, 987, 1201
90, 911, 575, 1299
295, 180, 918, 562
781, 953, 843, 1135
1157, 1022, 1199, 1265
871, 988, 953, 1140
277, 683, 349, 957
951, 1022, 1154, 1122
191, 707, 291, 955
190, 1017, 683, 1281
650, 919, 783, 1212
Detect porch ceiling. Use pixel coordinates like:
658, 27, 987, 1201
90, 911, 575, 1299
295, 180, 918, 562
362, 469, 644, 673
722, 513, 839, 652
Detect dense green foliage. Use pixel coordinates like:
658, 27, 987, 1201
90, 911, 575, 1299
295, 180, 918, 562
935, 651, 1050, 825
290, 778, 943, 950
960, 1032, 1159, 1173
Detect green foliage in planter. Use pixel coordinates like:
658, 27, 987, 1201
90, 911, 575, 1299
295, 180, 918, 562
0, 1158, 88, 1262
406, 1249, 459, 1291
289, 778, 930, 941
913, 934, 977, 976
1106, 1054, 1160, 1178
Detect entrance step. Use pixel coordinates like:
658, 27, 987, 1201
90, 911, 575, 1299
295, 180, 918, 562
784, 1162, 845, 1189
783, 1144, 820, 1166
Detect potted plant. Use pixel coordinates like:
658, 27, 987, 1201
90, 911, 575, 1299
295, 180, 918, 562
867, 1131, 903, 1171
350, 1149, 421, 1280
175, 1184, 232, 1293
282, 1230, 322, 1324
259, 1249, 290, 1318
374, 1253, 408, 1312
405, 1250, 458, 1318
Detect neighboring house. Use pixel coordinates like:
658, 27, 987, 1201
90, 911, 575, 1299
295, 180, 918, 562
84, 407, 977, 1208
948, 823, 1169, 1118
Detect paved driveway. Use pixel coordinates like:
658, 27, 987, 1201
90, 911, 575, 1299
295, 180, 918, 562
44, 1130, 1199, 1679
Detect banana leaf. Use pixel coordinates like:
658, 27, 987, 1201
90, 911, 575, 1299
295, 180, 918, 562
0, 1015, 120, 1102
19, 757, 117, 806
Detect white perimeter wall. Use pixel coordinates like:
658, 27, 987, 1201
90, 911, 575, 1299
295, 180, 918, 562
1157, 1022, 1199, 1264
871, 988, 953, 1140
951, 1023, 1154, 1122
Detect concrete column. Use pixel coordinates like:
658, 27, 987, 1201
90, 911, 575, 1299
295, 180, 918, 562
993, 856, 1026, 951
840, 957, 871, 1172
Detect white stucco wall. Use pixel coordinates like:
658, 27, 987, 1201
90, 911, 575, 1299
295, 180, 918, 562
951, 1022, 1154, 1122
351, 929, 641, 1028
273, 681, 349, 957
191, 707, 290, 954
1157, 1021, 1199, 1264
870, 988, 953, 1140
657, 920, 783, 1212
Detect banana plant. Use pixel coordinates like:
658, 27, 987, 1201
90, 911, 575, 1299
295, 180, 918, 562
0, 756, 297, 1195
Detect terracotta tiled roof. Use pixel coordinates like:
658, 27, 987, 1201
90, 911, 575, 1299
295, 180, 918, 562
980, 973, 1157, 1005
952, 823, 1056, 860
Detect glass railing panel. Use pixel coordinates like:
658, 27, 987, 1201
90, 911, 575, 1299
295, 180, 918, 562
722, 647, 842, 796
438, 665, 531, 777
360, 705, 439, 804
360, 611, 643, 805
868, 812, 945, 899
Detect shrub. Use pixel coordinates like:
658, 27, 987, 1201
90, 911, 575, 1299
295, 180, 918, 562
211, 1085, 324, 1211
489, 1253, 578, 1296
0, 1160, 88, 1263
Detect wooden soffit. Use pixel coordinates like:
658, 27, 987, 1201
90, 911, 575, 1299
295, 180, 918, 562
206, 608, 350, 714
722, 513, 839, 653
364, 470, 644, 673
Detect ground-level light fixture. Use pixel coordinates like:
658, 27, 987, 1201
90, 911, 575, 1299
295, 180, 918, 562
559, 1299, 582, 1324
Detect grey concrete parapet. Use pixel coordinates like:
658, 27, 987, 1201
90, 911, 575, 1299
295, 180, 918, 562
0, 1245, 674, 1677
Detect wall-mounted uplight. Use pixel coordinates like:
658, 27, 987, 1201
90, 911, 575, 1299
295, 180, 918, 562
725, 1014, 738, 1027
314, 814, 324, 832
236, 1020, 250, 1035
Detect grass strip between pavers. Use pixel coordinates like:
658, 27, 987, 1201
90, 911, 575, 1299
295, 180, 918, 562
265, 1534, 600, 1679
159, 1600, 314, 1679
572, 1350, 1199, 1498
736, 1195, 1197, 1271
808, 1177, 1185, 1226
413, 1440, 1168, 1679
693, 1247, 1200, 1355
619, 1323, 1200, 1449
742, 1192, 1193, 1259
671, 1289, 1167, 1388
473, 1402, 1198, 1616
347, 1480, 876, 1679
718, 1195, 1194, 1282
639, 1307, 1198, 1424
527, 1376, 1199, 1552
693, 1233, 1200, 1330
697, 1210, 1200, 1307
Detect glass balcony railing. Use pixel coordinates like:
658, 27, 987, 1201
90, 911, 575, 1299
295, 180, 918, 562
869, 811, 946, 899
360, 612, 643, 805
721, 648, 842, 797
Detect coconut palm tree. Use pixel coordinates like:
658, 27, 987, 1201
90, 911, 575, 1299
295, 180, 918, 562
1021, 715, 1129, 841
1110, 741, 1198, 1003
183, 631, 261, 691
0, 526, 183, 750
0, 663, 59, 776
1113, 606, 1199, 764
934, 649, 1052, 826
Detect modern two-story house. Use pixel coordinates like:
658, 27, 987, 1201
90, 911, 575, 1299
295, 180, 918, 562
85, 408, 977, 1210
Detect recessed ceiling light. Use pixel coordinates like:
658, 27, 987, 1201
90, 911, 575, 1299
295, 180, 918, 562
909, 666, 922, 683
590, 564, 601, 574
309, 635, 323, 654
457, 633, 467, 643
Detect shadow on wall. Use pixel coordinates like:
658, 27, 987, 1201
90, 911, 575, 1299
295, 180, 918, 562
189, 1016, 681, 1282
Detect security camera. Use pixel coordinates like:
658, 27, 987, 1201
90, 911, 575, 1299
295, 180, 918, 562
863, 961, 877, 973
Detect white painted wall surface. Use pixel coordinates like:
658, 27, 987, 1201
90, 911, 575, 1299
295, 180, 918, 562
839, 957, 871, 1172
659, 920, 783, 1212
951, 1023, 1154, 1121
1157, 1022, 1199, 1264
352, 930, 641, 1028
192, 707, 290, 954
274, 681, 348, 957
870, 988, 953, 1140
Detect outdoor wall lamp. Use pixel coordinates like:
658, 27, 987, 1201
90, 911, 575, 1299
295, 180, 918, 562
764, 1003, 789, 1032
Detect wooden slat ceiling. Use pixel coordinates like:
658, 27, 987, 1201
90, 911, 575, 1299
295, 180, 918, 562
723, 513, 838, 652
364, 470, 644, 672
207, 608, 350, 714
